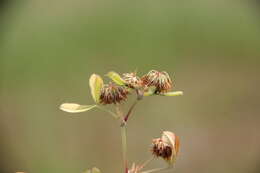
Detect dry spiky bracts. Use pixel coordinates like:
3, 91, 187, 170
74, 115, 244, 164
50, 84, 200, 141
100, 83, 129, 105
152, 138, 173, 161
142, 70, 173, 93
122, 72, 143, 89
151, 131, 180, 164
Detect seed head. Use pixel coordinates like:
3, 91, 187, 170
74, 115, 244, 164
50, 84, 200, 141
100, 83, 129, 105
122, 72, 143, 89
142, 70, 173, 93
151, 131, 180, 164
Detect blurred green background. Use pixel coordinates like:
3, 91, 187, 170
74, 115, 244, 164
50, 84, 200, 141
1, 0, 260, 173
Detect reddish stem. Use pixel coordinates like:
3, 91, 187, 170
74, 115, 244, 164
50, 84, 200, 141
124, 100, 138, 122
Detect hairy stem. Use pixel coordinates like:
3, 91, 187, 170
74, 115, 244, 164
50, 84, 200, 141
121, 125, 128, 173
116, 106, 128, 173
124, 100, 138, 123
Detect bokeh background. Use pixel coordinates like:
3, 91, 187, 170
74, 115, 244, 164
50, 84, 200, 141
1, 0, 260, 173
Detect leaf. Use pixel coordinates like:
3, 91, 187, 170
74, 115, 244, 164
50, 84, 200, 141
161, 91, 183, 96
106, 71, 126, 86
60, 103, 97, 113
89, 74, 104, 103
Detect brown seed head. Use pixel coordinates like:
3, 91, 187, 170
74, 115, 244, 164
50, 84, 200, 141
141, 70, 173, 93
122, 72, 143, 89
100, 83, 129, 105
151, 131, 180, 164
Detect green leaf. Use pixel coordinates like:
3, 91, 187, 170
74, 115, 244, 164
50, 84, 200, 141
161, 91, 183, 96
89, 74, 104, 103
59, 103, 97, 113
106, 71, 126, 86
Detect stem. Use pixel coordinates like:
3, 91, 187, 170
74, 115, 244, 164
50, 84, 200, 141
116, 105, 128, 173
96, 105, 118, 119
121, 125, 128, 173
124, 100, 138, 123
141, 167, 172, 173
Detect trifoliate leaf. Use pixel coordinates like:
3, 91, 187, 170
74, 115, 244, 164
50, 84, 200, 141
106, 71, 126, 86
161, 91, 183, 96
89, 74, 104, 103
60, 103, 97, 113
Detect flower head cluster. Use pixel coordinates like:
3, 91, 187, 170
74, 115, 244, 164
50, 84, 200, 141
122, 72, 143, 89
60, 70, 182, 113
108, 70, 181, 97
100, 83, 129, 105
152, 131, 180, 164
142, 70, 172, 93
59, 69, 183, 173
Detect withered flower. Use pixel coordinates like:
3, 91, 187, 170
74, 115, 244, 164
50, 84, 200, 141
152, 131, 180, 164
100, 82, 129, 105
122, 72, 143, 89
142, 70, 173, 93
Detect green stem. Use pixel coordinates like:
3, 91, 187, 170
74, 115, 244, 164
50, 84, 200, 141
121, 125, 128, 173
116, 105, 128, 173
124, 100, 139, 123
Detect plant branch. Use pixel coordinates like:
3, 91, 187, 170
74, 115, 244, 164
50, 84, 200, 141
121, 125, 128, 173
124, 100, 138, 123
116, 106, 128, 173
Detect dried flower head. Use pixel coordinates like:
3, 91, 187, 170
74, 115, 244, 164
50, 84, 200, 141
151, 131, 180, 164
142, 70, 173, 93
122, 72, 143, 89
100, 82, 129, 105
